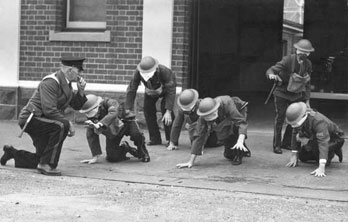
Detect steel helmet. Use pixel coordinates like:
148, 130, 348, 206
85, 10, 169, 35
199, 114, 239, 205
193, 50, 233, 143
137, 56, 159, 74
286, 102, 307, 125
294, 39, 315, 52
177, 89, 199, 111
197, 97, 220, 116
80, 94, 102, 115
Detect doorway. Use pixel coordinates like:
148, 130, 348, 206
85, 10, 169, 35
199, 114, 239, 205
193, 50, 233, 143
190, 0, 284, 98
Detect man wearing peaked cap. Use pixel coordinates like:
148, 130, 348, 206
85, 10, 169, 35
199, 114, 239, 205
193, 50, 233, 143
61, 56, 86, 71
1, 56, 88, 176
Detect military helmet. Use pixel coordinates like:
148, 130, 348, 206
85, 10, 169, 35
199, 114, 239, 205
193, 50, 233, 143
294, 39, 315, 52
197, 97, 220, 116
137, 56, 159, 74
80, 94, 102, 114
286, 102, 307, 125
177, 89, 199, 111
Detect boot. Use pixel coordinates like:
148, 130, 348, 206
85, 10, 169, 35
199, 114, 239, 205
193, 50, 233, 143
137, 144, 150, 162
120, 141, 138, 158
1, 145, 15, 166
335, 147, 343, 162
231, 149, 243, 165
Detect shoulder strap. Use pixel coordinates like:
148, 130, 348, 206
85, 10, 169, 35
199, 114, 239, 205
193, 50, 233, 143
291, 54, 296, 73
42, 72, 59, 84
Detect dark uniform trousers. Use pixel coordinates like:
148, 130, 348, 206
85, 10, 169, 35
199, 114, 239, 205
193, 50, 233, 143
87, 119, 148, 162
298, 133, 344, 164
143, 93, 175, 144
222, 125, 249, 160
13, 117, 70, 169
273, 96, 305, 149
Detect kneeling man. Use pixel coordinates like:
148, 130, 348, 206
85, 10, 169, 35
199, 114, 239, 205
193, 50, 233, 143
286, 102, 344, 177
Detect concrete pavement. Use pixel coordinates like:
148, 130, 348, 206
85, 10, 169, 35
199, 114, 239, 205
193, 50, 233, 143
1, 119, 348, 203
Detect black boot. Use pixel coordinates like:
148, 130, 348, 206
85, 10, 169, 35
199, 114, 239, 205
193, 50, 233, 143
121, 141, 139, 158
231, 149, 243, 165
335, 147, 343, 162
137, 144, 150, 162
1, 145, 15, 166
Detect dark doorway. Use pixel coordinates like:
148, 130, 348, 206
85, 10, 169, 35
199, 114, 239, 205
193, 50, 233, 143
190, 0, 284, 98
304, 0, 348, 94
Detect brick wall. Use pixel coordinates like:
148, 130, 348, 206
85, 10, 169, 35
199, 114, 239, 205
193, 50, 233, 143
172, 0, 192, 90
12, 0, 191, 122
19, 0, 143, 84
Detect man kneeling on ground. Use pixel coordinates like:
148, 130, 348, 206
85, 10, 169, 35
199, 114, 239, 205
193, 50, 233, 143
285, 102, 345, 177
79, 94, 150, 164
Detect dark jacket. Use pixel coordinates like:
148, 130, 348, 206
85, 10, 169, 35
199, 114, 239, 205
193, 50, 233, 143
18, 71, 87, 124
125, 64, 176, 111
266, 54, 312, 101
191, 96, 248, 155
170, 100, 200, 145
88, 98, 123, 137
291, 109, 345, 160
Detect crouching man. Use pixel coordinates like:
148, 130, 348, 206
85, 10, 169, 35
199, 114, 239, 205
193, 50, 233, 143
286, 102, 345, 177
176, 96, 250, 168
79, 94, 150, 164
167, 88, 221, 151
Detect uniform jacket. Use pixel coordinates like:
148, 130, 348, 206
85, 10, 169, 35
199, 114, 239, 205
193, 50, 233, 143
87, 98, 123, 137
125, 64, 176, 111
18, 71, 87, 123
170, 100, 200, 145
266, 54, 312, 101
191, 96, 248, 155
291, 109, 345, 160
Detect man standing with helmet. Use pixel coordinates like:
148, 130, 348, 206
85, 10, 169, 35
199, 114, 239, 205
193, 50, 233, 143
1, 56, 87, 176
167, 89, 220, 151
79, 94, 150, 163
176, 96, 250, 168
285, 102, 345, 177
125, 56, 176, 146
266, 39, 314, 154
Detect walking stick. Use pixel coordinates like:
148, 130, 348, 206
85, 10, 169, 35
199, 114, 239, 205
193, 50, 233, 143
264, 80, 277, 105
18, 111, 34, 138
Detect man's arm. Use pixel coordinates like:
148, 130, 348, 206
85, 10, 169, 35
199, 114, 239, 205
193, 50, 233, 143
125, 72, 141, 111
167, 110, 185, 150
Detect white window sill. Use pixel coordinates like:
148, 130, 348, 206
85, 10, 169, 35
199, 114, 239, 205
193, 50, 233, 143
49, 30, 110, 42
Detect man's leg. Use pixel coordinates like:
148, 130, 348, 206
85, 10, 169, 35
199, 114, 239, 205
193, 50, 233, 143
1, 145, 39, 169
25, 117, 69, 170
105, 135, 129, 162
126, 120, 150, 162
144, 94, 162, 145
273, 96, 289, 154
86, 127, 103, 157
328, 135, 345, 163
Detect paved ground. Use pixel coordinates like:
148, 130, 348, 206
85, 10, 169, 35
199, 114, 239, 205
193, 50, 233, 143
1, 118, 348, 221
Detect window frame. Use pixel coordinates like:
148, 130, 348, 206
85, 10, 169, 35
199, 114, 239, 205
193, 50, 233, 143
66, 0, 107, 30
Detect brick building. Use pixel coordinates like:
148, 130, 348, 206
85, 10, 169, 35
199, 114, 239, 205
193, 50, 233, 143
1, 0, 347, 121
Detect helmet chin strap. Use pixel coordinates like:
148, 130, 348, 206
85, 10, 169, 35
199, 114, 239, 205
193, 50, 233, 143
291, 112, 308, 128
203, 111, 218, 121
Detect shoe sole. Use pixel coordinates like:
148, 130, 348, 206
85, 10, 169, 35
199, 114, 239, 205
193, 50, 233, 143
37, 168, 61, 176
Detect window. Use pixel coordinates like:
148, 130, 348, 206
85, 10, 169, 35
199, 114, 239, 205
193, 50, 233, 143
66, 0, 106, 29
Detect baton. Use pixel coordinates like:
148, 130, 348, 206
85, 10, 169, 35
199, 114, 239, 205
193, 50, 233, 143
18, 111, 34, 138
264, 81, 277, 105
